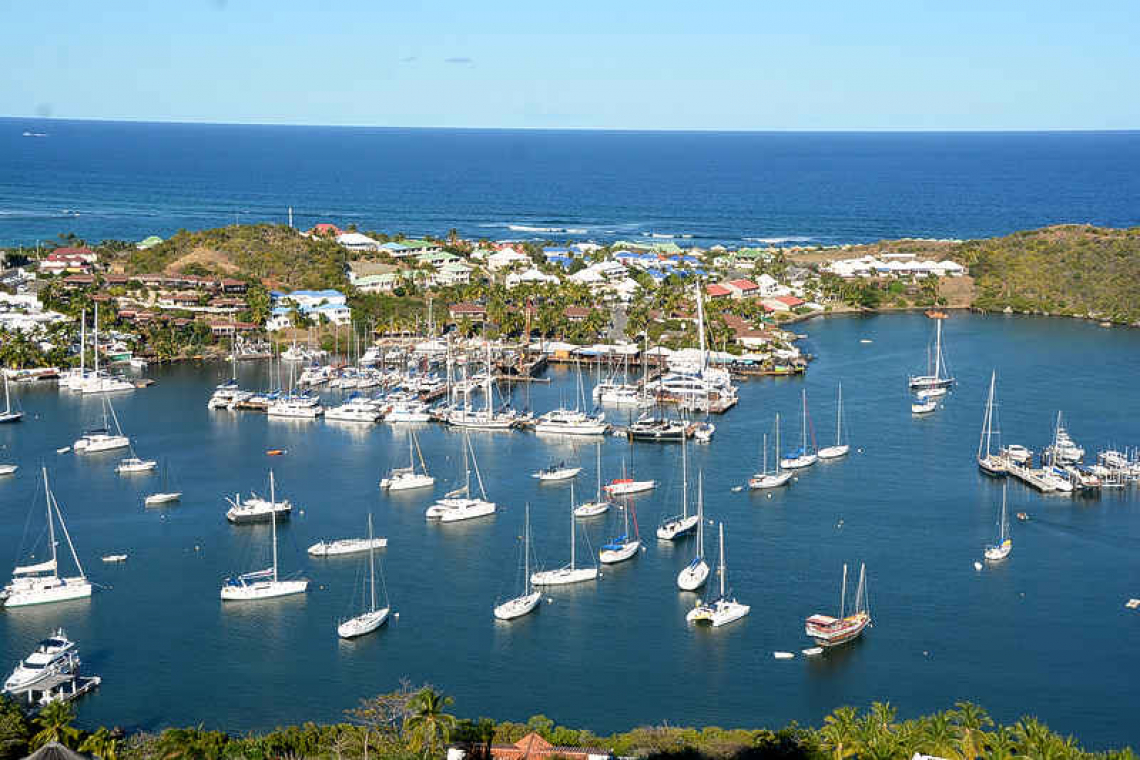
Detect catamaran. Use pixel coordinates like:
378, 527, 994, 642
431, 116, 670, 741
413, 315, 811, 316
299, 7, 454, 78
817, 382, 850, 459
532, 484, 599, 586
977, 370, 1007, 476
686, 522, 749, 627
908, 316, 955, 390
144, 460, 183, 506
677, 473, 710, 591
337, 514, 391, 638
984, 483, 1012, 561
380, 429, 435, 491
599, 499, 641, 564
0, 373, 22, 423
220, 471, 308, 601
226, 470, 293, 523
657, 436, 698, 540
575, 443, 613, 517
494, 504, 542, 620
73, 394, 130, 453
805, 563, 871, 647
750, 415, 793, 490
425, 433, 496, 522
780, 390, 818, 469
3, 468, 93, 608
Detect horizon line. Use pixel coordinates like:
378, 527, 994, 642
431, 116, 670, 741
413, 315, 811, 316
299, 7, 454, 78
2, 115, 1139, 134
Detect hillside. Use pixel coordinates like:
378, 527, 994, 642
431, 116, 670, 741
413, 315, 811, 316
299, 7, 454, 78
958, 224, 1140, 323
125, 223, 348, 290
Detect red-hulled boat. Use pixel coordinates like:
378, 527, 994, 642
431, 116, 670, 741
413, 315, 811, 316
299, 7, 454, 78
805, 563, 871, 647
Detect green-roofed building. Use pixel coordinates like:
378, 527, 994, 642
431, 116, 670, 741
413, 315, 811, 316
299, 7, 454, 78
651, 241, 683, 255
136, 235, 164, 250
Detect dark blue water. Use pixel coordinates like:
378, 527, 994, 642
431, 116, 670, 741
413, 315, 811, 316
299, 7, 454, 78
1, 313, 1139, 748
3, 120, 1140, 247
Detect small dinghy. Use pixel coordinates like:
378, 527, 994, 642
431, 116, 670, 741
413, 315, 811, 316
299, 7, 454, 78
802, 647, 824, 657
773, 651, 795, 660
102, 554, 128, 563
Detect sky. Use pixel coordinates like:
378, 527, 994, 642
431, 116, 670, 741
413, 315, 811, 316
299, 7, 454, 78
2, 0, 1138, 130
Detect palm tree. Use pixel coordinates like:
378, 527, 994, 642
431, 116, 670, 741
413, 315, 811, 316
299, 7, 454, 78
79, 727, 119, 760
405, 687, 458, 759
950, 701, 992, 760
982, 726, 1019, 760
819, 706, 858, 759
30, 702, 80, 749
918, 712, 961, 759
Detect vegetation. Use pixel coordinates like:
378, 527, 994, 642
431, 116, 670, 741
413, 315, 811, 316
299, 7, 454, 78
0, 689, 1131, 760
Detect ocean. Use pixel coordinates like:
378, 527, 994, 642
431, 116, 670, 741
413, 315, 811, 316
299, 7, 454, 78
2, 120, 1140, 248
2, 314, 1140, 749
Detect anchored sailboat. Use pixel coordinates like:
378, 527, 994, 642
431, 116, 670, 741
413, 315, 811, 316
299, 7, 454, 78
0, 373, 22, 423
574, 443, 612, 517
3, 468, 92, 608
220, 471, 309, 601
805, 563, 871, 647
677, 473, 710, 591
425, 432, 496, 522
780, 390, 818, 469
984, 483, 1012, 562
381, 429, 435, 491
750, 414, 793, 490
73, 394, 130, 453
532, 484, 599, 586
908, 317, 955, 390
817, 382, 850, 459
686, 522, 749, 627
144, 460, 182, 506
337, 514, 391, 638
494, 504, 542, 619
599, 499, 641, 564
657, 436, 698, 540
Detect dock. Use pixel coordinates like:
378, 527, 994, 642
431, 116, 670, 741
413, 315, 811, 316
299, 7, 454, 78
1007, 463, 1062, 492
7, 673, 101, 708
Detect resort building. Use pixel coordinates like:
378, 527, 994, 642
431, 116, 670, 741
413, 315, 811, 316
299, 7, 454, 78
336, 232, 383, 252
447, 733, 611, 760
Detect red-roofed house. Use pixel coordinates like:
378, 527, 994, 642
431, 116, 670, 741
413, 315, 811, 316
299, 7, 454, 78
705, 283, 732, 300
447, 732, 608, 760
310, 223, 343, 238
762, 295, 805, 312
448, 302, 486, 323
40, 247, 97, 274
724, 278, 759, 299
563, 306, 591, 322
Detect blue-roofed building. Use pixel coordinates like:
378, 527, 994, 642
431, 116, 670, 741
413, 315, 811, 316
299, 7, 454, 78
547, 255, 573, 269
266, 288, 351, 331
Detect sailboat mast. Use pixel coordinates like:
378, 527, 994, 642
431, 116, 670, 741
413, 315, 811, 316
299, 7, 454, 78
802, 390, 808, 450
775, 414, 781, 474
856, 564, 867, 616
43, 467, 57, 570
569, 483, 576, 569
270, 471, 278, 582
933, 319, 943, 380
839, 563, 848, 618
523, 504, 531, 594
762, 433, 768, 476
836, 382, 843, 447
595, 442, 603, 501
368, 513, 376, 612
79, 308, 86, 377
93, 302, 99, 374
697, 472, 704, 559
696, 282, 707, 375
718, 522, 725, 598
1000, 483, 1008, 542
484, 340, 493, 420
681, 434, 688, 518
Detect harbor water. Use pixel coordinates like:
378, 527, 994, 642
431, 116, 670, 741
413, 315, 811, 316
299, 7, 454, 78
1, 312, 1139, 747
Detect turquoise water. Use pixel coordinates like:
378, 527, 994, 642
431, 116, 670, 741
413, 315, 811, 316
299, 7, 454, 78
1, 313, 1139, 748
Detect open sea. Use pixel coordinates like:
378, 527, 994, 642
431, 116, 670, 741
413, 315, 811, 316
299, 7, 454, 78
1, 314, 1140, 748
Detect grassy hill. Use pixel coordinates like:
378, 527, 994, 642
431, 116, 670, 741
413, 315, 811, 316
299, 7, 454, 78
959, 224, 1140, 323
125, 223, 348, 290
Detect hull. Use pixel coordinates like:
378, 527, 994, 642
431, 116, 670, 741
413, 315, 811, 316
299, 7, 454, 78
226, 506, 291, 524
818, 445, 850, 459
220, 579, 309, 601
116, 459, 157, 473
534, 467, 582, 481
749, 471, 793, 489
574, 500, 611, 517
427, 499, 496, 522
604, 480, 655, 496
599, 540, 640, 564
908, 375, 954, 390
494, 591, 542, 620
534, 421, 608, 436
4, 579, 93, 608
687, 599, 750, 627
656, 514, 699, 540
978, 456, 1008, 477
326, 410, 381, 422
144, 492, 182, 506
0, 465, 17, 476
381, 474, 435, 491
531, 567, 598, 586
74, 436, 130, 453
337, 608, 390, 638
984, 540, 1012, 561
805, 612, 870, 647
0, 412, 23, 424
307, 538, 387, 557
780, 454, 818, 470
677, 559, 710, 591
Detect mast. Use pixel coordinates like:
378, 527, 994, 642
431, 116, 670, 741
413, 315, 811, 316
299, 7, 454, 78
368, 513, 376, 613
484, 340, 493, 421
569, 483, 576, 570
801, 390, 808, 450
1000, 483, 1008, 542
270, 470, 278, 582
696, 282, 707, 375
681, 433, 688, 518
836, 382, 843, 447
697, 472, 704, 560
43, 467, 57, 573
979, 370, 996, 459
3, 373, 9, 415
717, 522, 725, 598
761, 433, 768, 476
523, 504, 531, 595
93, 302, 99, 375
855, 563, 868, 616
775, 413, 782, 474
839, 563, 848, 618
595, 442, 603, 501
470, 435, 488, 500
933, 319, 943, 381
79, 308, 86, 378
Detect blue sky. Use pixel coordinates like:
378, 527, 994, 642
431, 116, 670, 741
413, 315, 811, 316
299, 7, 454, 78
2, 1, 1137, 130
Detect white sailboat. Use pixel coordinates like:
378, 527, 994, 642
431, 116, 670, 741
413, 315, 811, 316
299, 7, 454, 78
337, 514, 391, 638
817, 382, 850, 459
911, 398, 938, 415
494, 504, 542, 620
144, 460, 182, 506
447, 342, 518, 430
381, 429, 435, 491
780, 389, 818, 469
309, 534, 388, 557
532, 462, 583, 481
574, 443, 612, 517
115, 443, 157, 474
657, 436, 698, 540
73, 394, 130, 453
0, 373, 23, 423
532, 484, 599, 586
984, 483, 1012, 562
599, 499, 641, 564
977, 370, 1007, 476
908, 317, 955, 390
220, 471, 308, 601
686, 522, 749, 627
750, 415, 793, 490
425, 433, 496, 522
3, 468, 93, 608
79, 304, 134, 394
677, 473, 710, 591
535, 361, 607, 435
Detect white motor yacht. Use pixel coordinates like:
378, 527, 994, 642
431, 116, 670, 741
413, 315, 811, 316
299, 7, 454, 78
325, 395, 381, 422
3, 630, 80, 693
115, 456, 157, 474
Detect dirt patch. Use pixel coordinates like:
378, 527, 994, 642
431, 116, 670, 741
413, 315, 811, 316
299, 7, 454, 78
938, 274, 975, 307
164, 246, 241, 274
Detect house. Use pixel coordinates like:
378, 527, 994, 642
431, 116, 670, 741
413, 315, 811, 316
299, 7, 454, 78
755, 273, 780, 296
40, 248, 97, 275
355, 272, 400, 294
266, 289, 351, 330
506, 268, 559, 288
309, 223, 343, 238
723, 278, 759, 299
762, 295, 805, 312
61, 273, 96, 288
447, 732, 610, 760
431, 261, 473, 287
448, 302, 486, 323
705, 284, 732, 300
487, 247, 531, 271
346, 261, 397, 285
336, 232, 383, 252
563, 306, 591, 322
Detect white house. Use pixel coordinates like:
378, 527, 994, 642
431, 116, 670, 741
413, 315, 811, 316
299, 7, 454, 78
487, 247, 531, 271
336, 232, 382, 252
266, 289, 351, 331
506, 268, 560, 288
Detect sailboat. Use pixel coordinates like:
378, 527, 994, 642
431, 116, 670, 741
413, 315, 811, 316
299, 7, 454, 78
220, 471, 309, 601
532, 484, 599, 586
780, 390, 818, 469
805, 563, 871, 647
750, 415, 793, 489
494, 504, 542, 619
115, 442, 157, 474
984, 483, 1012, 562
657, 436, 699, 540
977, 370, 1007, 476
533, 461, 583, 481
381, 429, 435, 490
447, 342, 518, 430
73, 394, 130, 453
677, 473, 710, 591
144, 460, 183, 506
3, 468, 92, 607
207, 333, 243, 410
534, 360, 607, 435
425, 432, 496, 522
337, 514, 391, 638
574, 443, 612, 517
599, 499, 641, 564
686, 522, 749, 627
908, 317, 955, 390
0, 373, 23, 423
79, 303, 134, 394
817, 382, 850, 459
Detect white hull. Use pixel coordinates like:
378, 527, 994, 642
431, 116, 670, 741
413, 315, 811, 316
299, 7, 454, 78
426, 498, 496, 522
604, 480, 655, 496
656, 513, 699, 540
268, 404, 324, 418
493, 591, 542, 620
116, 458, 157, 473
386, 408, 431, 422
574, 500, 611, 517
687, 598, 750, 627
599, 540, 640, 564
0, 465, 17, 476
908, 375, 954, 390
818, 445, 850, 459
677, 559, 710, 591
325, 408, 381, 422
381, 474, 435, 491
74, 435, 130, 453
750, 470, 792, 490
308, 538, 387, 557
144, 492, 182, 506
80, 377, 134, 394
337, 608, 389, 638
780, 454, 817, 470
915, 387, 947, 400
4, 578, 92, 608
984, 543, 1012, 561
912, 401, 937, 414
220, 579, 308, 601
534, 421, 608, 436
534, 467, 582, 481
531, 567, 598, 586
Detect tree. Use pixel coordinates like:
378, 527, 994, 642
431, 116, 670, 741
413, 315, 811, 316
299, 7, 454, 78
79, 727, 120, 760
245, 283, 271, 325
0, 696, 31, 760
950, 701, 992, 760
30, 702, 80, 749
819, 706, 858, 760
404, 687, 458, 759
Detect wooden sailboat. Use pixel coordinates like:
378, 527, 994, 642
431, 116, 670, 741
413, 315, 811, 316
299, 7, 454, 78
494, 504, 542, 619
677, 472, 710, 591
977, 370, 1007, 476
805, 563, 871, 647
686, 522, 749, 627
818, 382, 850, 459
532, 484, 599, 586
337, 514, 391, 638
220, 471, 309, 601
984, 483, 1012, 561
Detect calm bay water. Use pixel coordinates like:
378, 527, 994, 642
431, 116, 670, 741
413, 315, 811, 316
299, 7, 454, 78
2, 121, 1140, 247
1, 313, 1139, 747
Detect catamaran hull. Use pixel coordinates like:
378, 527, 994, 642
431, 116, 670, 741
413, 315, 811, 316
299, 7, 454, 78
687, 600, 750, 627
381, 475, 435, 491
4, 580, 92, 608
73, 436, 130, 453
